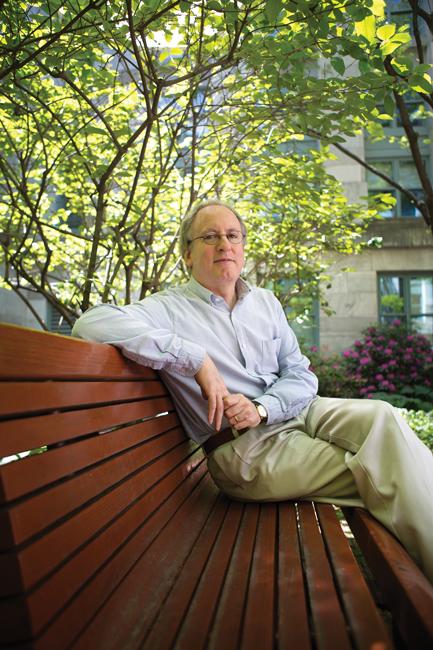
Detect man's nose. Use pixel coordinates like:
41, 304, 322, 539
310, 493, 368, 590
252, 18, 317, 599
216, 234, 231, 250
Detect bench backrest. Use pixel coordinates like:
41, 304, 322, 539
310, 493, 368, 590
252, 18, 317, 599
0, 323, 205, 648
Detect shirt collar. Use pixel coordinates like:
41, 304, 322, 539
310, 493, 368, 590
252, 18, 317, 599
186, 275, 251, 307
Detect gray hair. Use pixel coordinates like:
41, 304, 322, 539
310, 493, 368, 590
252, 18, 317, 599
179, 199, 247, 259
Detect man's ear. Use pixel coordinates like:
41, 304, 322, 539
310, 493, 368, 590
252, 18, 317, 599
184, 249, 193, 269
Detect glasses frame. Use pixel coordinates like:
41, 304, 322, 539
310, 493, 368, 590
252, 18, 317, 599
188, 230, 246, 246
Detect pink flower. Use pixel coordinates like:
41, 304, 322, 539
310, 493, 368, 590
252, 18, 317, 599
360, 357, 371, 365
375, 374, 384, 381
384, 348, 392, 355
343, 350, 351, 358
310, 346, 318, 352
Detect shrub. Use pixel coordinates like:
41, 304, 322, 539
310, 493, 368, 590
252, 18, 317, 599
342, 320, 433, 409
308, 347, 361, 398
398, 409, 433, 452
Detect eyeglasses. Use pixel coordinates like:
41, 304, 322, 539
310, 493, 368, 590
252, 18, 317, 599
188, 231, 245, 246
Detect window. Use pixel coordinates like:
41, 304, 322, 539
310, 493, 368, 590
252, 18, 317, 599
378, 273, 433, 343
367, 159, 426, 218
47, 303, 72, 335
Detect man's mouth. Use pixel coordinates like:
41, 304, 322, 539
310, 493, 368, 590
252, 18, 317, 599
214, 258, 234, 263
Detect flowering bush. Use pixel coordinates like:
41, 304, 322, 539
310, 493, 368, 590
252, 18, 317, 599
308, 347, 361, 398
342, 320, 433, 409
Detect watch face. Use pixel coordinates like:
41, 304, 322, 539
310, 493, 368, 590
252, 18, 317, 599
256, 403, 267, 421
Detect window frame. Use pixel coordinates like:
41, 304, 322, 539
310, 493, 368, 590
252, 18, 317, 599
377, 271, 433, 343
367, 157, 428, 219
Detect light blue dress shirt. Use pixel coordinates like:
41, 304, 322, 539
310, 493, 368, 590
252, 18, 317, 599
72, 276, 318, 444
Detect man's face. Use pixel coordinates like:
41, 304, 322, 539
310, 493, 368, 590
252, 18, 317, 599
184, 205, 245, 292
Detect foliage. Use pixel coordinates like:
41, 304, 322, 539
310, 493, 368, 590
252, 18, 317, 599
307, 320, 433, 412
0, 0, 418, 327
0, 0, 426, 322
342, 320, 433, 406
307, 346, 362, 399
308, 2, 433, 234
398, 409, 433, 452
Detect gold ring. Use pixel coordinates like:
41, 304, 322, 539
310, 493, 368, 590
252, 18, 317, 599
234, 416, 239, 423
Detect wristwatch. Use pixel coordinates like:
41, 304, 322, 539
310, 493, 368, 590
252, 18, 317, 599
252, 401, 268, 424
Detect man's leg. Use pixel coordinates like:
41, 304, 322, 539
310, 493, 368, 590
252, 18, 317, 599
207, 397, 433, 582
305, 396, 433, 583
207, 408, 364, 505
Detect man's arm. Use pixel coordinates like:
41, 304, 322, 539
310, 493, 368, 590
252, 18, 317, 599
250, 297, 318, 425
72, 302, 206, 375
72, 302, 229, 429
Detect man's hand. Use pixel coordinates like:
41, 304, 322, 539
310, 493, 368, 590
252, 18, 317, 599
194, 354, 229, 431
223, 394, 261, 430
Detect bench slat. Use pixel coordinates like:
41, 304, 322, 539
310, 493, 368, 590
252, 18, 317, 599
2, 445, 206, 645
0, 395, 173, 461
142, 498, 238, 649
0, 429, 190, 595
276, 502, 311, 649
55, 469, 217, 650
240, 504, 277, 650
343, 506, 433, 649
0, 380, 167, 418
175, 502, 246, 650
0, 415, 181, 550
0, 324, 157, 380
207, 504, 261, 650
316, 505, 392, 649
298, 502, 352, 649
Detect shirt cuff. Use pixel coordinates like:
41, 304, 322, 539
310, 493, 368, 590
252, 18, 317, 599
256, 394, 313, 426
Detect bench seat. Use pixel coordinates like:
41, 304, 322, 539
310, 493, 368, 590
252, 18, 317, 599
1, 323, 433, 649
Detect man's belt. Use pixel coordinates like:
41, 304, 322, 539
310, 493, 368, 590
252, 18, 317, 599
202, 427, 238, 455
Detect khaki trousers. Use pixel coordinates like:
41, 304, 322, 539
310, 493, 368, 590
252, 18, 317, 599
207, 396, 433, 584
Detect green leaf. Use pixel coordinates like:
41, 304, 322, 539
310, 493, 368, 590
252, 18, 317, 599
331, 57, 345, 75
377, 23, 396, 40
383, 94, 395, 118
265, 0, 283, 23
408, 74, 433, 94
381, 40, 403, 56
354, 15, 376, 42
359, 58, 371, 75
371, 0, 385, 18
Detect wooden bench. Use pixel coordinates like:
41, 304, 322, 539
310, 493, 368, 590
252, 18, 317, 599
1, 322, 433, 650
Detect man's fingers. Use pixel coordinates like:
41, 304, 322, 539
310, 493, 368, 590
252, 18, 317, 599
207, 394, 216, 425
214, 396, 225, 431
223, 394, 239, 408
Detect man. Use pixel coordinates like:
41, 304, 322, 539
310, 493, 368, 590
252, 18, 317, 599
73, 199, 433, 584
